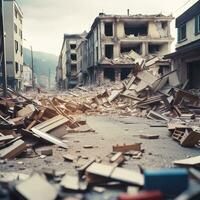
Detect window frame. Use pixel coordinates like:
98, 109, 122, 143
195, 14, 200, 35
178, 23, 187, 43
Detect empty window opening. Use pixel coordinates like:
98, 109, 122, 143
96, 46, 99, 61
71, 64, 77, 75
105, 22, 113, 36
121, 68, 132, 80
121, 43, 142, 55
124, 23, 148, 36
104, 68, 115, 81
70, 44, 76, 49
105, 45, 114, 59
148, 44, 161, 54
15, 62, 19, 74
71, 53, 77, 61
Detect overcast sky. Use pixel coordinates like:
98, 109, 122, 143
16, 0, 198, 55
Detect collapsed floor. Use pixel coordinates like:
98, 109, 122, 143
0, 65, 200, 199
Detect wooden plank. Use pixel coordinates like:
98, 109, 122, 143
31, 128, 68, 149
15, 173, 57, 200
113, 143, 141, 152
0, 139, 26, 159
110, 167, 144, 186
61, 175, 87, 191
86, 163, 116, 178
180, 131, 200, 147
33, 115, 68, 133
173, 156, 200, 167
107, 90, 123, 102
0, 135, 14, 142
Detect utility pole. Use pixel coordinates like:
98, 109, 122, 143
30, 46, 34, 89
48, 68, 51, 90
0, 0, 7, 97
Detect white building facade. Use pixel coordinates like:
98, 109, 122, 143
3, 0, 23, 90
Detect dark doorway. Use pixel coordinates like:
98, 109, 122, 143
187, 60, 200, 89
104, 68, 115, 81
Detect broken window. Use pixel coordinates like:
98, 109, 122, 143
70, 44, 76, 49
105, 45, 113, 59
71, 53, 77, 61
178, 24, 186, 42
120, 43, 142, 55
71, 64, 77, 75
148, 44, 160, 54
104, 22, 113, 36
104, 68, 115, 81
124, 23, 147, 36
15, 62, 19, 74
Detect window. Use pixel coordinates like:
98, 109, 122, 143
71, 53, 77, 61
178, 24, 186, 42
14, 24, 17, 33
19, 29, 22, 39
15, 62, 19, 74
105, 44, 113, 59
20, 45, 23, 56
15, 9, 18, 18
104, 22, 113, 36
195, 15, 200, 35
70, 44, 76, 49
96, 46, 98, 61
15, 40, 18, 53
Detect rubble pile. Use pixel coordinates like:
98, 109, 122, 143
0, 87, 94, 160
0, 156, 200, 199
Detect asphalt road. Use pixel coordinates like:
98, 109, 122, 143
0, 115, 199, 175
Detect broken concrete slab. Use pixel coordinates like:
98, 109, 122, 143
15, 173, 57, 200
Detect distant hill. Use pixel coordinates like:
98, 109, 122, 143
23, 48, 58, 88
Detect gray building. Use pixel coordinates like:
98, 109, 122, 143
86, 13, 173, 85
3, 0, 23, 90
165, 0, 200, 89
57, 32, 86, 89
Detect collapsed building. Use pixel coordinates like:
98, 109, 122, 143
57, 32, 86, 89
56, 13, 174, 89
86, 13, 174, 84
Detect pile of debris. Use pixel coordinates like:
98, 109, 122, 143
0, 88, 94, 160
0, 156, 200, 199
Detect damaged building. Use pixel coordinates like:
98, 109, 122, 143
86, 12, 174, 84
57, 32, 86, 89
165, 0, 200, 89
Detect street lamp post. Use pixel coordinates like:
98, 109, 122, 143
0, 0, 7, 97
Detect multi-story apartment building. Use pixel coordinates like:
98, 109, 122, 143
3, 0, 23, 90
57, 32, 86, 89
165, 0, 200, 89
86, 13, 173, 84
76, 39, 88, 85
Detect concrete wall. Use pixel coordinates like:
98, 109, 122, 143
4, 2, 14, 77
176, 17, 200, 48
4, 0, 23, 89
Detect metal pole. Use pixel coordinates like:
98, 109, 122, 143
0, 0, 7, 97
30, 45, 34, 89
48, 68, 50, 89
